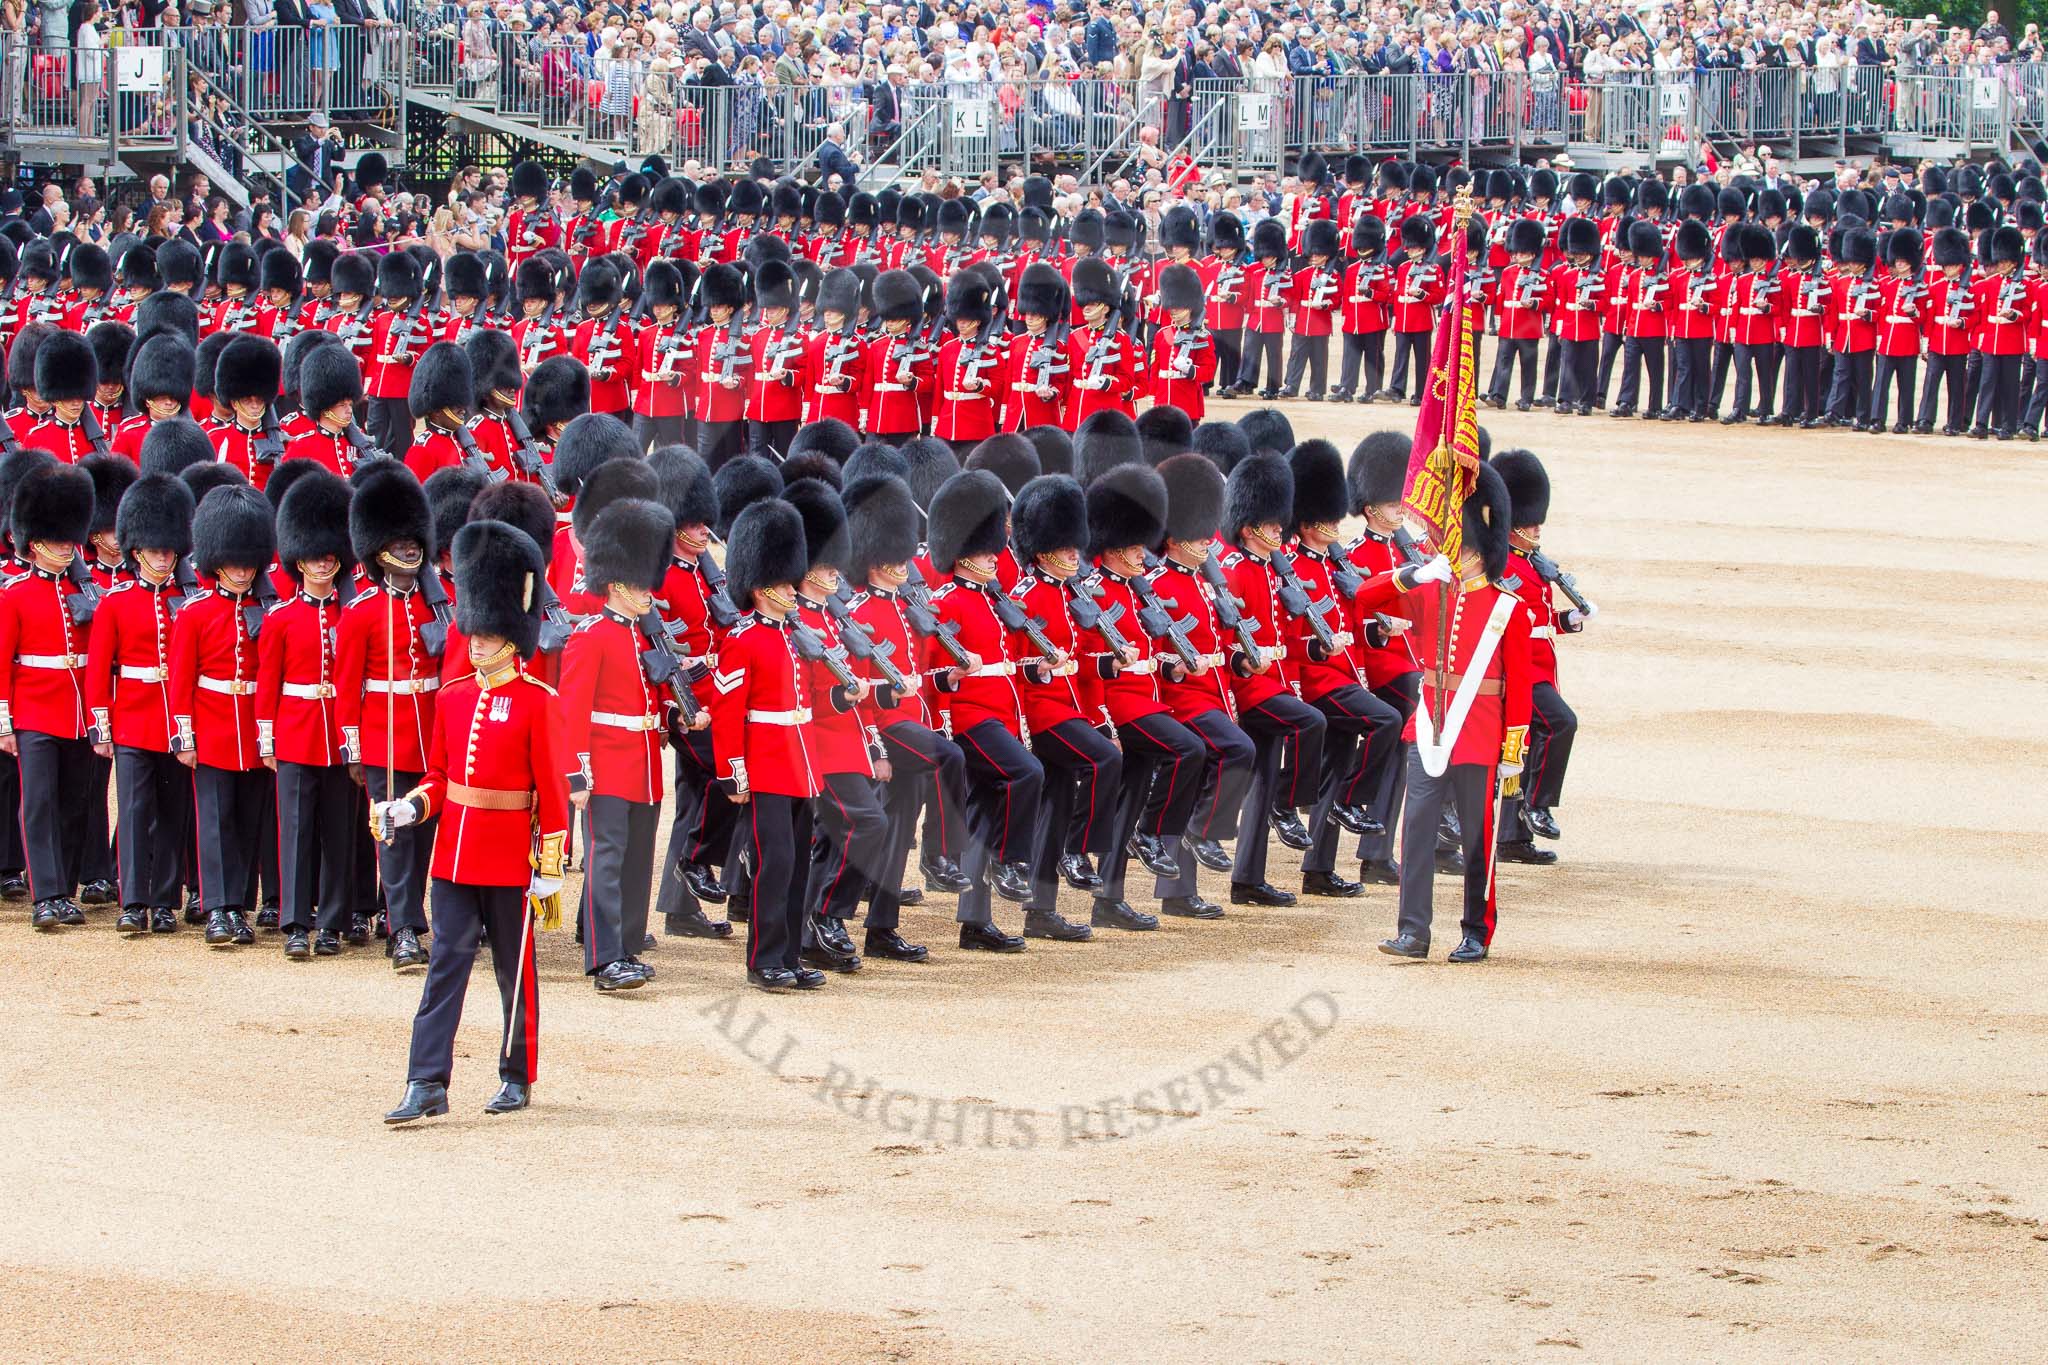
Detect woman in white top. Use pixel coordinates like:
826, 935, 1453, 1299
73, 0, 104, 139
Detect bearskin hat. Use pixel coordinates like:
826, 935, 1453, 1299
926, 469, 1009, 573
781, 451, 842, 494
0, 448, 52, 543
1491, 447, 1550, 528
212, 333, 281, 407
1199, 212, 1239, 257
330, 251, 377, 302
722, 498, 805, 603
689, 261, 742, 314
870, 268, 924, 325
1225, 450, 1293, 539
1378, 160, 1411, 192
767, 178, 803, 223
844, 473, 920, 578
521, 356, 588, 436
192, 482, 276, 576
1929, 225, 1972, 268
1346, 431, 1409, 514
783, 476, 849, 573
1985, 224, 2026, 266
1070, 256, 1120, 311
743, 232, 793, 273
1753, 188, 1787, 223
1015, 262, 1070, 322
374, 250, 420, 301
814, 267, 861, 321
546, 412, 635, 501
184, 460, 250, 504
276, 466, 356, 579
1598, 176, 1632, 210
252, 245, 300, 300
1160, 205, 1201, 252
1130, 406, 1191, 471
1159, 451, 1227, 544
1399, 214, 1436, 253
6, 322, 51, 394
936, 196, 973, 238
896, 434, 957, 511
1562, 171, 1595, 205
1832, 225, 1875, 268
576, 495, 672, 593
567, 256, 618, 312
67, 241, 112, 295
34, 330, 96, 404
812, 189, 845, 229
1676, 183, 1715, 221
750, 260, 795, 314
194, 331, 235, 403
964, 433, 1040, 495
261, 458, 326, 515
1105, 210, 1140, 252
452, 519, 546, 657
1409, 164, 1438, 197
1623, 219, 1662, 260
1531, 168, 1559, 204
1352, 214, 1387, 259
730, 180, 768, 219
1288, 439, 1348, 531
1009, 473, 1087, 563
569, 460, 659, 552
118, 242, 159, 293
1785, 224, 1822, 264
1733, 223, 1773, 263
445, 331, 513, 406
1190, 420, 1250, 474
1017, 207, 1051, 244
469, 479, 558, 567
213, 241, 257, 293
349, 461, 433, 570
1070, 409, 1141, 487
1886, 226, 1925, 269
1559, 215, 1601, 258
712, 455, 783, 538
116, 471, 194, 557
2019, 201, 2046, 236
509, 160, 549, 204
137, 416, 212, 478
843, 440, 910, 487
424, 466, 487, 560
977, 201, 1014, 245
132, 292, 199, 351
295, 342, 362, 418
644, 443, 716, 533
1506, 218, 1546, 258
155, 238, 203, 291
82, 452, 135, 538
512, 257, 557, 306
945, 268, 998, 326
1251, 217, 1289, 261
1238, 407, 1295, 461
1085, 462, 1166, 557
403, 341, 473, 421
1302, 218, 1340, 261
1463, 460, 1512, 582
1672, 219, 1711, 264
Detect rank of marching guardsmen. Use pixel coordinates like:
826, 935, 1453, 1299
0, 150, 1603, 1125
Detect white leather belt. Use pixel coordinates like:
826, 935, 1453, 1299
16, 653, 80, 669
873, 382, 908, 392
281, 682, 336, 699
1123, 658, 1157, 675
1529, 625, 1556, 640
118, 664, 167, 683
198, 675, 254, 695
747, 707, 812, 725
591, 710, 662, 731
366, 677, 440, 695
944, 391, 991, 401
964, 661, 1016, 677
1885, 314, 1915, 324
1197, 652, 1226, 669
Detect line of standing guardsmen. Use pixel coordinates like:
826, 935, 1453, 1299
0, 154, 1594, 1121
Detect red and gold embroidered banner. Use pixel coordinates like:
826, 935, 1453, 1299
1403, 187, 1482, 565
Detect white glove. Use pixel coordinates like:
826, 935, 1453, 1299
1581, 600, 1600, 621
528, 872, 563, 900
375, 798, 419, 831
1498, 761, 1523, 781
1411, 553, 1453, 586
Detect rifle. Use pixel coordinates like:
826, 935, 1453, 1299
634, 608, 701, 723
696, 550, 741, 628
1938, 264, 1976, 328
452, 422, 509, 484
252, 408, 287, 468
337, 294, 377, 359
1079, 313, 1122, 391
586, 306, 630, 383
170, 553, 202, 618
1525, 548, 1593, 617
377, 291, 434, 367
63, 557, 100, 626
990, 592, 1065, 671
240, 564, 279, 639
343, 421, 392, 468
824, 595, 910, 694
1267, 549, 1339, 656
790, 615, 863, 694
80, 409, 114, 460
819, 317, 861, 391
1066, 571, 1134, 656
1026, 319, 1071, 389
1123, 571, 1203, 672
1196, 552, 1263, 669
416, 565, 456, 658
900, 562, 974, 668
505, 408, 563, 506
536, 580, 574, 654
520, 296, 562, 371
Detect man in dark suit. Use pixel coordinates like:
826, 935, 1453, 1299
1853, 25, 1888, 66
291, 112, 347, 202
866, 65, 905, 157
815, 125, 861, 189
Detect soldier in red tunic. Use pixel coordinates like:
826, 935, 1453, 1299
402, 343, 482, 483
378, 518, 568, 1123
283, 343, 367, 474
745, 260, 807, 460
865, 268, 933, 445
0, 464, 99, 929
1366, 464, 1528, 964
112, 335, 195, 464
561, 495, 679, 992
23, 330, 104, 464
85, 472, 195, 935
630, 259, 694, 451
61, 243, 118, 334
169, 484, 277, 948
801, 267, 866, 430
1066, 257, 1139, 428
259, 468, 362, 959
204, 243, 266, 338
335, 465, 444, 964
712, 498, 839, 991
1150, 264, 1216, 422
86, 322, 131, 445
206, 333, 286, 491
503, 160, 561, 269
931, 266, 1009, 457
1003, 264, 1071, 433
691, 263, 753, 467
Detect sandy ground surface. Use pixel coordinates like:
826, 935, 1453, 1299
3, 401, 2046, 1363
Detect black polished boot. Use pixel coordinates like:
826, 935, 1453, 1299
384, 1080, 450, 1124
684, 864, 728, 904
1059, 853, 1102, 892
1302, 869, 1363, 898
1023, 909, 1093, 941
1127, 832, 1180, 878
484, 1081, 530, 1114
1189, 837, 1234, 871
864, 927, 929, 961
1270, 806, 1312, 850
1090, 898, 1158, 931
665, 906, 734, 938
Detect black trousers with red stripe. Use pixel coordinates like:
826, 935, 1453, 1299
654, 728, 736, 920
114, 745, 189, 911
367, 768, 432, 931
276, 760, 357, 933
16, 730, 93, 904
578, 795, 659, 973
193, 763, 273, 914
1154, 707, 1254, 902
1097, 712, 1205, 903
872, 721, 964, 930
1524, 681, 1577, 812
807, 771, 890, 924
952, 719, 1042, 926
1026, 718, 1122, 912
744, 791, 814, 972
1396, 753, 1498, 947
406, 879, 536, 1087
1232, 692, 1325, 890
1356, 674, 1420, 865
1301, 684, 1403, 877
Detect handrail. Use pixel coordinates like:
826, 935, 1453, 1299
855, 101, 940, 190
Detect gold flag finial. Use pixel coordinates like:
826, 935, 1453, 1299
1451, 181, 1476, 232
